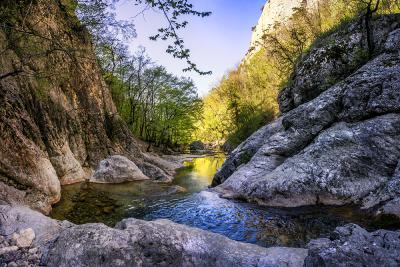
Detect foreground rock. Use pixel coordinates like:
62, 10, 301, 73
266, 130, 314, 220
304, 224, 400, 267
90, 155, 149, 183
0, 205, 307, 267
213, 15, 400, 212
3, 204, 400, 266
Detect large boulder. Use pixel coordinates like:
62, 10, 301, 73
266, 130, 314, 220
0, 205, 308, 267
213, 15, 400, 211
304, 224, 400, 267
46, 219, 307, 267
90, 155, 149, 183
0, 205, 65, 247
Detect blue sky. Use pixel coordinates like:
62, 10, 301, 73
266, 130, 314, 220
116, 0, 265, 96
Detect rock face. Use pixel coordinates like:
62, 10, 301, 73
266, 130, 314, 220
90, 155, 149, 183
213, 15, 400, 212
247, 0, 319, 58
0, 0, 172, 213
0, 205, 308, 267
304, 224, 400, 267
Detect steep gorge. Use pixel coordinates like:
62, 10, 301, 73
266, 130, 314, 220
1, 1, 400, 266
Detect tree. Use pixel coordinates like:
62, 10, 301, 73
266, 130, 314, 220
0, 0, 211, 82
101, 45, 202, 147
77, 0, 211, 75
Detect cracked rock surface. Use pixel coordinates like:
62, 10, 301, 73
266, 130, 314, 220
213, 15, 400, 215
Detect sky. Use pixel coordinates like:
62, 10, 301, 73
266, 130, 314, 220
116, 0, 266, 96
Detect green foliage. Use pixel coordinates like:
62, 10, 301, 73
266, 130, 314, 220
76, 0, 211, 74
196, 50, 279, 148
61, 0, 78, 16
198, 0, 400, 150
34, 76, 51, 99
102, 47, 202, 147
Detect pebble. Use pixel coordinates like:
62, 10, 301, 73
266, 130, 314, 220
0, 246, 19, 255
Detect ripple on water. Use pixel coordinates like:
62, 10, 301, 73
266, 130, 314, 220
51, 154, 376, 248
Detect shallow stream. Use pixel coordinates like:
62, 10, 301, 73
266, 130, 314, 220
51, 154, 379, 247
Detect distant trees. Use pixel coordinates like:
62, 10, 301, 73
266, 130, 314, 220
196, 52, 278, 147
75, 0, 208, 147
102, 47, 202, 147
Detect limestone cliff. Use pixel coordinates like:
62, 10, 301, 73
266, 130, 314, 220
213, 14, 400, 218
247, 0, 318, 58
0, 0, 173, 213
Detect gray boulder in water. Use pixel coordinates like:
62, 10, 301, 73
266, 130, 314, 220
90, 155, 149, 183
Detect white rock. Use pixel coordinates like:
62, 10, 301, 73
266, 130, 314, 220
12, 228, 35, 248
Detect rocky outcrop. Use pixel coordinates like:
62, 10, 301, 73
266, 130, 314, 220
0, 205, 308, 267
278, 15, 400, 113
247, 0, 319, 58
90, 155, 149, 183
304, 224, 400, 267
213, 15, 400, 212
0, 0, 172, 213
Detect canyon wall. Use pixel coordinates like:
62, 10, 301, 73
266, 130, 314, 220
214, 14, 400, 219
0, 0, 173, 214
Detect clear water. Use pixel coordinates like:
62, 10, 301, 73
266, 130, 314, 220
51, 154, 377, 247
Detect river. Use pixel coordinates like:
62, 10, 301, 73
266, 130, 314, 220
51, 154, 376, 247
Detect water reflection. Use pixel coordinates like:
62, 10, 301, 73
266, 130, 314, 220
51, 153, 376, 248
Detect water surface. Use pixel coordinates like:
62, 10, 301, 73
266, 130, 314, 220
51, 154, 377, 247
